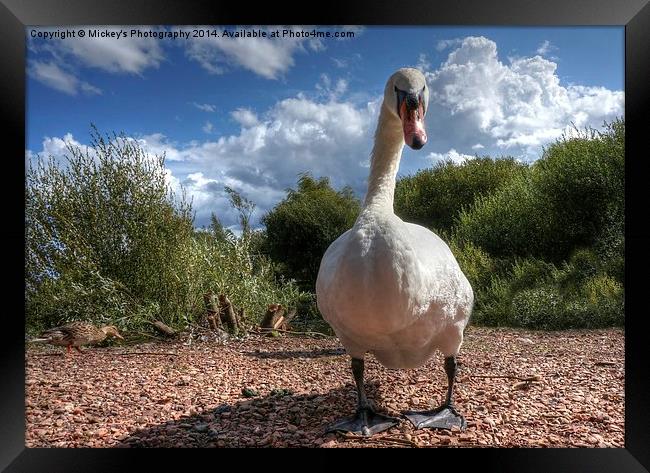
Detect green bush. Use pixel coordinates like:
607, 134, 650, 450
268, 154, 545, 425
262, 173, 361, 290
395, 157, 526, 233
455, 120, 624, 262
511, 286, 562, 329
470, 253, 624, 329
26, 127, 308, 334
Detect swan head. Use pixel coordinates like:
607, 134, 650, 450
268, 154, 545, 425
384, 68, 429, 150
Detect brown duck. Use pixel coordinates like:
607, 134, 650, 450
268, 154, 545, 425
33, 321, 124, 355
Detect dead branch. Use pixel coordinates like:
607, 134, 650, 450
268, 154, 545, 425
204, 292, 222, 330
151, 321, 177, 337
218, 294, 240, 335
249, 327, 333, 338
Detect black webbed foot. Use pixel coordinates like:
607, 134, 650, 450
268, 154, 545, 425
327, 406, 400, 436
404, 404, 466, 431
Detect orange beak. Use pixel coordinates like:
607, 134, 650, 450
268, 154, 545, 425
400, 100, 427, 150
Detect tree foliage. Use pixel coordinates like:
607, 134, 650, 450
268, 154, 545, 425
25, 127, 308, 333
395, 157, 526, 234
262, 173, 361, 289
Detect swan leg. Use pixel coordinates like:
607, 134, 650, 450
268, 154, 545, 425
404, 355, 466, 430
326, 357, 400, 436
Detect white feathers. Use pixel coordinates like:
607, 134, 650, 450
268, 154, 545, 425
316, 68, 473, 369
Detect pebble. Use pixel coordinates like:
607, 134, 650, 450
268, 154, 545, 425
25, 330, 624, 449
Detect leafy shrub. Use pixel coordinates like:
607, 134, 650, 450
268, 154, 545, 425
511, 286, 562, 329
26, 127, 307, 334
455, 120, 624, 262
449, 239, 501, 290
262, 173, 361, 290
395, 157, 526, 233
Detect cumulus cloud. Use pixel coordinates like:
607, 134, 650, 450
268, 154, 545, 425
192, 102, 216, 112
158, 95, 378, 226
436, 38, 462, 51
231, 108, 259, 127
536, 40, 556, 56
202, 121, 214, 134
28, 26, 165, 95
315, 74, 348, 101
26, 132, 88, 169
27, 35, 624, 230
49, 27, 164, 74
422, 36, 624, 160
184, 26, 315, 79
427, 148, 475, 165
27, 90, 381, 229
28, 61, 102, 96
416, 53, 431, 71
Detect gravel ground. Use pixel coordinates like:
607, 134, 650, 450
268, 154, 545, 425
25, 326, 624, 448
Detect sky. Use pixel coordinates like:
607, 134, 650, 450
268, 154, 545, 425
25, 25, 624, 230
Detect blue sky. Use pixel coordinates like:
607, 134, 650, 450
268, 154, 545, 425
26, 26, 624, 230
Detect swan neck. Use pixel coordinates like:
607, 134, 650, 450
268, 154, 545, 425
363, 105, 404, 211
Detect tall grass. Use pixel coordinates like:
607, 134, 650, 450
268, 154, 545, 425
25, 127, 308, 334
451, 120, 624, 329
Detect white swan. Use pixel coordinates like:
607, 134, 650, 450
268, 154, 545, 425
316, 68, 474, 436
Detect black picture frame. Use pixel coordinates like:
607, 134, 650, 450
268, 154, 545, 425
3, 0, 649, 470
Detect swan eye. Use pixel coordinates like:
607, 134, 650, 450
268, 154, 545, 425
419, 86, 427, 115
395, 86, 408, 117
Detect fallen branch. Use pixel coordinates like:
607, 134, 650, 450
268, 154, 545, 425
249, 327, 333, 338
150, 321, 177, 338
594, 361, 616, 367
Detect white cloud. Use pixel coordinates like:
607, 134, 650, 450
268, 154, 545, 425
55, 27, 164, 74
27, 88, 381, 229
26, 133, 88, 167
184, 26, 313, 80
29, 61, 102, 96
153, 95, 378, 226
28, 26, 165, 96
436, 38, 462, 51
332, 57, 347, 68
308, 39, 326, 52
315, 74, 348, 101
416, 53, 431, 71
536, 40, 556, 56
471, 143, 485, 150
422, 36, 624, 160
192, 102, 216, 112
427, 148, 475, 165
202, 121, 214, 134
231, 108, 259, 127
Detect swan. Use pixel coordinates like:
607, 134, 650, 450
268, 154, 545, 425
315, 68, 474, 436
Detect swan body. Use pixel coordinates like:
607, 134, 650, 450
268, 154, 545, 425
315, 68, 473, 435
317, 215, 472, 368
316, 68, 473, 367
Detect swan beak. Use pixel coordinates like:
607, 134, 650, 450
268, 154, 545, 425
399, 93, 427, 150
